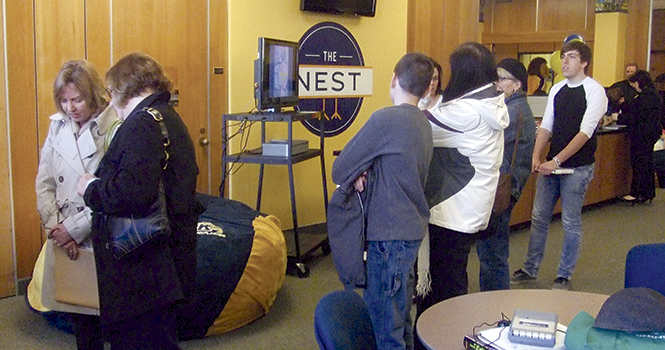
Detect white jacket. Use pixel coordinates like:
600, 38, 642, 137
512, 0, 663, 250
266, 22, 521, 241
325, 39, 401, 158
426, 84, 509, 233
36, 105, 118, 246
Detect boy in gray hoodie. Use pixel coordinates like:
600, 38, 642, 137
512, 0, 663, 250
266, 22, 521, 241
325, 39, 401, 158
330, 52, 434, 350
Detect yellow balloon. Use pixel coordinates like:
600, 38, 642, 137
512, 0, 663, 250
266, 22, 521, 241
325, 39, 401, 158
554, 73, 565, 84
550, 50, 562, 75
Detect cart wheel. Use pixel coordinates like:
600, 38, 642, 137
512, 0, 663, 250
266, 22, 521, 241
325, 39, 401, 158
295, 263, 310, 278
286, 258, 310, 278
321, 240, 331, 255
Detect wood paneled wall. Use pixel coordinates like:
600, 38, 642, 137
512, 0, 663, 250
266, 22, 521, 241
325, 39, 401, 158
482, 0, 650, 79
6, 0, 41, 283
626, 0, 652, 72
407, 0, 480, 86
651, 9, 665, 77
1, 0, 227, 297
0, 2, 14, 298
483, 0, 595, 44
482, 0, 595, 64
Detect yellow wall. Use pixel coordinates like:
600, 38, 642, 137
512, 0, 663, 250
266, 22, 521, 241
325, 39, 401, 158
594, 12, 627, 86
226, 0, 408, 230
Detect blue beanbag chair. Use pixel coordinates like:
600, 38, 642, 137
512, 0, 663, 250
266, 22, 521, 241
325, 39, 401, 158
28, 194, 287, 339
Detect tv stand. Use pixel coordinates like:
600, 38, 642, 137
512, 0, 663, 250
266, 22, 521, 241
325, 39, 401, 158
220, 111, 329, 278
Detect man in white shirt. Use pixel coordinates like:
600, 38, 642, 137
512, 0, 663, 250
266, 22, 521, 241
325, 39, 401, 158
511, 40, 607, 290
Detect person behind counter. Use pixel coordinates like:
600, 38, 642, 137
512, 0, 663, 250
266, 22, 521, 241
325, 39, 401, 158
613, 64, 639, 104
527, 57, 549, 96
617, 69, 663, 203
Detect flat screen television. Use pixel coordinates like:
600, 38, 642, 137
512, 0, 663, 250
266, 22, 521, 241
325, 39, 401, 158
300, 0, 376, 17
254, 37, 300, 112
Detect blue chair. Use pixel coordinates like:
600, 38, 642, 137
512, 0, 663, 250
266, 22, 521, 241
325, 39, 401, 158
625, 243, 665, 295
314, 290, 377, 350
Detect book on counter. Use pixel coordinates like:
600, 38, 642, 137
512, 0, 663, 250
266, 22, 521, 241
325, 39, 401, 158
464, 325, 567, 350
464, 333, 502, 350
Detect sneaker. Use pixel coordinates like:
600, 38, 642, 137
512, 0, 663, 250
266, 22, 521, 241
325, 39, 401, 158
510, 269, 537, 284
552, 277, 571, 290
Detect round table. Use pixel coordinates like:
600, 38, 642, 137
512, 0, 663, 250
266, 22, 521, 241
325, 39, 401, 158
416, 289, 609, 350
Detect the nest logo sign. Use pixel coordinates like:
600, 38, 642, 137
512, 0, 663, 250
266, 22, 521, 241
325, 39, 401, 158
298, 22, 372, 137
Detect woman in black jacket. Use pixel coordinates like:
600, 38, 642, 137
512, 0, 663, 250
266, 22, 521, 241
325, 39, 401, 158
619, 69, 663, 203
77, 52, 199, 349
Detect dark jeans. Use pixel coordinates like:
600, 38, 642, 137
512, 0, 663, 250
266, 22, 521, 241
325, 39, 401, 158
364, 240, 420, 350
476, 205, 514, 291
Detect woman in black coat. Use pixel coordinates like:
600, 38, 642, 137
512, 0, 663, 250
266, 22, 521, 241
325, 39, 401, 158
77, 52, 199, 349
618, 69, 663, 203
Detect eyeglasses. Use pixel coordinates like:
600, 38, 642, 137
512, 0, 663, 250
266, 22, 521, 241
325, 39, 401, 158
105, 87, 113, 99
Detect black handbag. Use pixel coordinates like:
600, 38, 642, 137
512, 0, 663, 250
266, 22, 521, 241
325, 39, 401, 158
107, 107, 171, 259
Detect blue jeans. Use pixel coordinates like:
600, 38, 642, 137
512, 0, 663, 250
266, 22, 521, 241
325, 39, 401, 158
476, 204, 514, 291
364, 239, 420, 350
522, 163, 595, 279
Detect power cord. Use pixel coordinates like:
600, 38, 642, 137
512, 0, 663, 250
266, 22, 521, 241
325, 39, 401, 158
223, 118, 256, 178
471, 312, 512, 348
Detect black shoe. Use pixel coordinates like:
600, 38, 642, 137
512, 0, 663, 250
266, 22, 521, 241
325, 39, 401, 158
552, 277, 571, 290
510, 269, 537, 284
636, 197, 654, 204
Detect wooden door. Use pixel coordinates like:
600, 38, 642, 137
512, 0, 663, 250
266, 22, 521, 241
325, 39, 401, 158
3, 0, 226, 296
99, 0, 224, 194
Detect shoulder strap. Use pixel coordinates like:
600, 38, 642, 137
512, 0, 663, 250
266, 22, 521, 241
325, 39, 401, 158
142, 107, 171, 170
509, 108, 524, 172
104, 119, 123, 151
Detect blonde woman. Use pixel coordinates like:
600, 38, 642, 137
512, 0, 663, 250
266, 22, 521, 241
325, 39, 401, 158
30, 59, 118, 350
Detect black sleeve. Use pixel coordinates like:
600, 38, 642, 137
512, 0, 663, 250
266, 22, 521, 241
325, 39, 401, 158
84, 112, 164, 216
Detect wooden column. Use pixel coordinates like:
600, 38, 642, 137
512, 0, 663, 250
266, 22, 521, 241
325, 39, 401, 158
624, 0, 651, 71
594, 11, 628, 86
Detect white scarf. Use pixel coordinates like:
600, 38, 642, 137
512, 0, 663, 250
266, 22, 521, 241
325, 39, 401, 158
416, 231, 431, 296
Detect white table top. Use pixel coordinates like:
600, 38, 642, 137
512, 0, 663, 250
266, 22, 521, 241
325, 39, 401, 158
416, 289, 609, 350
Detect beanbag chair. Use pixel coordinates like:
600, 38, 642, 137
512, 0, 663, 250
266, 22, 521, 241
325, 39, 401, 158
178, 194, 287, 339
27, 194, 287, 339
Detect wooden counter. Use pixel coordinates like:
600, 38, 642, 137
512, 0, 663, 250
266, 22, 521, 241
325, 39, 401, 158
509, 129, 631, 226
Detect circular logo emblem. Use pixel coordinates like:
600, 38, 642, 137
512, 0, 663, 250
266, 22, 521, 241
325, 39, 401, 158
298, 22, 372, 137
